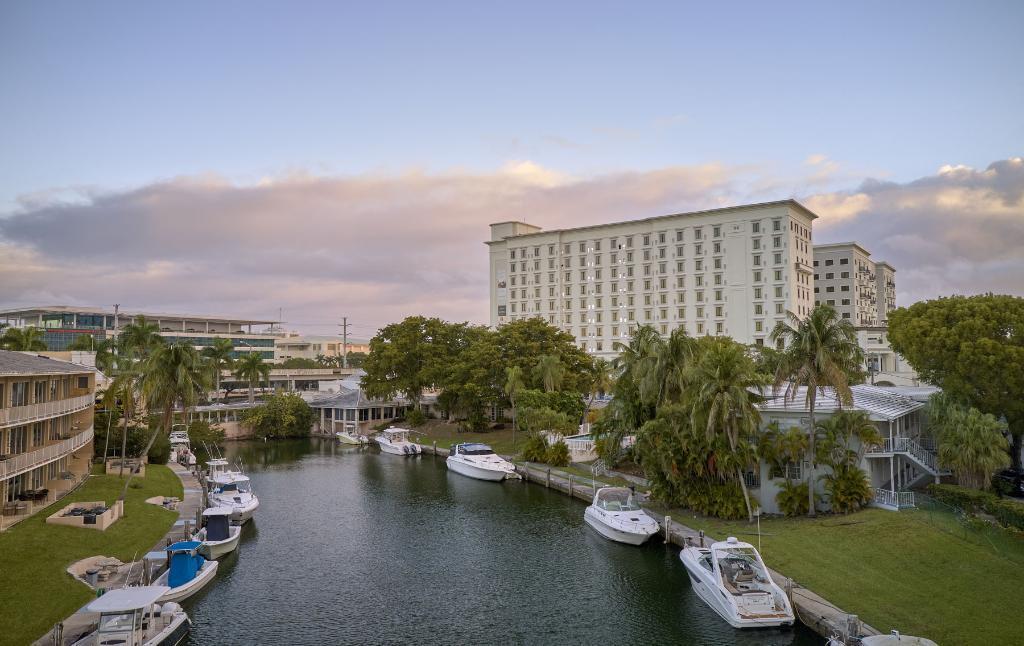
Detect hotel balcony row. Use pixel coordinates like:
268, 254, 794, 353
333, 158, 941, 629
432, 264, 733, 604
0, 393, 94, 429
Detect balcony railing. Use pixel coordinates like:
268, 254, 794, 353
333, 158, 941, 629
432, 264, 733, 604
874, 488, 915, 509
0, 426, 94, 480
0, 394, 94, 429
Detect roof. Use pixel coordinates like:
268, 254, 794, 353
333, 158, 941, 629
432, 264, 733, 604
0, 350, 94, 376
758, 384, 923, 422
307, 388, 405, 409
202, 506, 235, 517
276, 335, 370, 346
813, 241, 872, 256
85, 586, 170, 612
0, 305, 277, 325
485, 200, 818, 243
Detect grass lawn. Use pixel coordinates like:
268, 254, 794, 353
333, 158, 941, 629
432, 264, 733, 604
413, 421, 521, 456
0, 465, 183, 646
657, 505, 1023, 644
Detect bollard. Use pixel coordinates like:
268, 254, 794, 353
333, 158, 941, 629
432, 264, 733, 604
432, 441, 437, 456
546, 468, 551, 488
784, 577, 794, 605
183, 520, 190, 540
664, 516, 672, 541
568, 475, 573, 497
52, 622, 62, 646
699, 529, 705, 548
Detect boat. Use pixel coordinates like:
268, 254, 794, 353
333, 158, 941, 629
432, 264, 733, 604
374, 428, 421, 455
169, 428, 195, 467
192, 506, 242, 559
205, 457, 233, 481
583, 486, 659, 545
336, 422, 369, 445
859, 632, 939, 646
679, 536, 794, 629
71, 585, 190, 646
446, 443, 518, 481
207, 472, 260, 523
153, 541, 219, 604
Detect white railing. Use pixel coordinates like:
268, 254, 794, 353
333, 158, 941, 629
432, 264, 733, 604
867, 436, 944, 474
565, 437, 596, 454
0, 426, 94, 480
0, 394, 94, 429
874, 488, 915, 509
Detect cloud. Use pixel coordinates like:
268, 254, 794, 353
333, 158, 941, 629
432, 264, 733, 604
1, 157, 1021, 335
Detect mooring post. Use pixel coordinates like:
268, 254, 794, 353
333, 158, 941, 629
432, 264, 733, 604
698, 529, 704, 547
846, 614, 860, 642
546, 468, 551, 488
432, 441, 437, 456
183, 520, 190, 540
664, 516, 672, 542
52, 622, 62, 646
568, 475, 573, 497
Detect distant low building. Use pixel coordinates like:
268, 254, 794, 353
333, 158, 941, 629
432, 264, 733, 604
274, 334, 370, 364
307, 389, 410, 434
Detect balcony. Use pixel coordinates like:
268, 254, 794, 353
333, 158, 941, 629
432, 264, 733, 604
0, 426, 94, 480
0, 394, 94, 429
794, 260, 813, 274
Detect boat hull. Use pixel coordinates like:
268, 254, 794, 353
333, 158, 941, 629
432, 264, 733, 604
145, 613, 191, 646
155, 561, 219, 604
208, 494, 259, 523
194, 525, 241, 560
678, 548, 793, 629
583, 507, 656, 545
376, 440, 420, 455
336, 432, 365, 445
446, 456, 512, 481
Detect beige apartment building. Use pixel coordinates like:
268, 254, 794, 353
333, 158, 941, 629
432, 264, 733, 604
813, 243, 896, 326
487, 200, 818, 357
1, 350, 95, 527
274, 335, 370, 363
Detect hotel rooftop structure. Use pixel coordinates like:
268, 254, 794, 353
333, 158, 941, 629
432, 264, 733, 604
0, 305, 280, 360
1, 350, 95, 528
487, 200, 817, 358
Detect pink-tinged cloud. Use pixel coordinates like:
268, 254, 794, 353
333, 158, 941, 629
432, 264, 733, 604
1, 158, 1022, 335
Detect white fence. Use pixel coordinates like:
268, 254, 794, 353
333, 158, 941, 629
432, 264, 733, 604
873, 487, 915, 509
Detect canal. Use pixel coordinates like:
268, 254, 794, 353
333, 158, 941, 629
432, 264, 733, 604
184, 439, 819, 645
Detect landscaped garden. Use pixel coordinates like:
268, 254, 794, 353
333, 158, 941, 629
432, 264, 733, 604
0, 465, 182, 646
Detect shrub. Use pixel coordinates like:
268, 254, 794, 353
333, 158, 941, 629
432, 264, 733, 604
776, 480, 813, 517
240, 392, 315, 439
406, 408, 426, 427
928, 483, 1024, 532
546, 440, 570, 467
186, 419, 225, 448
821, 465, 872, 514
517, 407, 575, 435
522, 433, 549, 463
147, 432, 171, 465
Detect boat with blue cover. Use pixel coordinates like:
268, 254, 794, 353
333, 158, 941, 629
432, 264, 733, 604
153, 541, 219, 603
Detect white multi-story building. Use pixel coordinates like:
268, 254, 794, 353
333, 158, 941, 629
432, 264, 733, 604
487, 200, 818, 357
812, 243, 896, 326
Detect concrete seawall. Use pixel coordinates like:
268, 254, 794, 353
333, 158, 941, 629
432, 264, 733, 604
419, 441, 878, 644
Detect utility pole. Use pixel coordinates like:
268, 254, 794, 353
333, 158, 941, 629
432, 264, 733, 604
338, 318, 351, 369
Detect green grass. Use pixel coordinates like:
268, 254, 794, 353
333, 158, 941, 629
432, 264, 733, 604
414, 421, 520, 456
658, 506, 1024, 644
538, 463, 636, 489
0, 465, 183, 646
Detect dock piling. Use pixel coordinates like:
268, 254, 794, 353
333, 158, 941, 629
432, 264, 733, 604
568, 475, 573, 497
664, 516, 671, 541
546, 468, 551, 488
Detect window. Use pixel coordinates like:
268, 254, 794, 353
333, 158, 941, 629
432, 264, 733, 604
11, 382, 28, 407
825, 272, 834, 279
694, 228, 703, 241
753, 255, 761, 266
774, 253, 782, 264
842, 298, 851, 305
626, 236, 633, 248
715, 289, 723, 301
713, 225, 721, 237
841, 285, 850, 292
752, 239, 760, 250
715, 322, 723, 334
755, 303, 763, 315
695, 259, 703, 271
755, 321, 763, 332
752, 222, 760, 233
825, 259, 834, 266
715, 305, 723, 317
774, 270, 782, 281
754, 287, 763, 299
754, 270, 762, 282
773, 219, 781, 231
676, 230, 683, 242
775, 286, 783, 297
776, 303, 784, 314
510, 249, 516, 259
840, 258, 849, 265
774, 236, 782, 248
826, 286, 835, 293
643, 234, 650, 246
658, 232, 666, 244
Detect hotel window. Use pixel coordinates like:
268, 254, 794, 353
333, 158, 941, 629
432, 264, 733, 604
774, 270, 782, 280
611, 281, 619, 292
826, 272, 834, 279
825, 259, 834, 266
676, 230, 684, 242
579, 242, 586, 253
658, 232, 666, 244
694, 228, 703, 241
773, 219, 781, 231
774, 253, 782, 264
752, 239, 760, 250
696, 290, 705, 302
644, 295, 652, 305
840, 258, 849, 265
510, 303, 517, 313
842, 298, 851, 305
677, 308, 685, 317
594, 240, 602, 251
626, 251, 633, 262
595, 269, 602, 280
754, 287, 763, 299
658, 263, 666, 274
595, 283, 602, 294
612, 326, 619, 336
643, 234, 651, 246
827, 299, 836, 305
774, 236, 782, 248
521, 262, 526, 271
695, 243, 703, 255
755, 321, 764, 332
659, 277, 667, 289
611, 238, 618, 249
627, 281, 634, 291
713, 242, 721, 253
676, 277, 685, 288
695, 259, 703, 271
695, 275, 704, 287
643, 249, 651, 261
626, 236, 634, 248
714, 274, 722, 286
611, 296, 618, 307
841, 285, 850, 292
644, 265, 651, 276
714, 258, 722, 270
579, 298, 587, 309
841, 271, 850, 278
628, 295, 635, 306
755, 303, 763, 315
534, 246, 540, 257
697, 307, 704, 317
510, 249, 516, 259
11, 381, 28, 406
775, 286, 783, 297
716, 322, 724, 334
715, 306, 723, 317
697, 322, 705, 334
565, 313, 572, 324
34, 381, 46, 403
643, 279, 651, 290
549, 287, 555, 296
753, 255, 761, 267
596, 312, 603, 323
548, 272, 555, 282
659, 294, 667, 305
660, 308, 667, 319
659, 248, 666, 259
548, 245, 555, 255
611, 253, 617, 264
628, 311, 635, 321
752, 222, 760, 233
715, 290, 723, 301
754, 270, 762, 282
713, 226, 721, 237
776, 303, 784, 314
644, 310, 652, 321
549, 300, 555, 311
548, 259, 555, 269
676, 245, 684, 257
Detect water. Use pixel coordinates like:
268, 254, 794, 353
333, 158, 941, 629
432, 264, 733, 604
184, 439, 820, 645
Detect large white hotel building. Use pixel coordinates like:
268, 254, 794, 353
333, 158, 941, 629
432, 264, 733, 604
487, 200, 818, 357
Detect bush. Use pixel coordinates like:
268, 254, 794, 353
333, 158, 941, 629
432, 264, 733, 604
517, 407, 576, 435
776, 480, 813, 517
928, 483, 1024, 532
516, 389, 585, 421
546, 440, 570, 467
186, 419, 226, 448
821, 465, 872, 514
522, 433, 549, 463
147, 432, 171, 465
240, 392, 315, 439
406, 408, 426, 427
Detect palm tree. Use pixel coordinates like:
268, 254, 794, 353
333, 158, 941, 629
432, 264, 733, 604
770, 305, 863, 517
118, 315, 164, 360
581, 358, 614, 423
533, 354, 565, 393
234, 352, 271, 404
687, 338, 766, 522
94, 338, 117, 375
612, 325, 665, 406
504, 365, 525, 451
1, 326, 47, 351
67, 334, 98, 351
120, 343, 207, 502
201, 338, 235, 402
104, 364, 141, 477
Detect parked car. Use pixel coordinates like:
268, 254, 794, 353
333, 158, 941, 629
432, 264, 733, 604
993, 468, 1024, 498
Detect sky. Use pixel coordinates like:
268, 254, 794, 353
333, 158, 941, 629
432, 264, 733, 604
1, 1, 1022, 336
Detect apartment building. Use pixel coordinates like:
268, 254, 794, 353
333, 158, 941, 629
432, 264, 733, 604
1, 350, 95, 526
812, 244, 897, 326
487, 200, 818, 357
274, 334, 370, 363
0, 306, 280, 360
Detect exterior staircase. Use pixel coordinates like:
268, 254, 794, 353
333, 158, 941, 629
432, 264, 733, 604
865, 436, 952, 478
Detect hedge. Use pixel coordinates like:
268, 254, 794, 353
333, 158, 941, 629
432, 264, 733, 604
928, 483, 1024, 531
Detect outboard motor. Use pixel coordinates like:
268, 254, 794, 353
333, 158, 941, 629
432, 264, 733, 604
402, 445, 411, 455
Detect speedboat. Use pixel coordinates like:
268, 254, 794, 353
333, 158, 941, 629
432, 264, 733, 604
446, 443, 518, 481
205, 458, 233, 480
336, 423, 369, 445
583, 486, 659, 545
71, 585, 190, 646
207, 472, 260, 523
374, 428, 421, 455
192, 506, 241, 560
153, 541, 219, 604
679, 536, 794, 629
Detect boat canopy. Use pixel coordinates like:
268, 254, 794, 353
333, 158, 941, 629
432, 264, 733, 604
594, 487, 641, 512
85, 586, 171, 612
202, 506, 234, 517
381, 428, 410, 439
456, 443, 494, 455
204, 510, 231, 542
167, 541, 205, 588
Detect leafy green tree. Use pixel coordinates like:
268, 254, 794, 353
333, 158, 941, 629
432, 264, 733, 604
185, 419, 226, 447
515, 389, 585, 421
533, 354, 565, 393
344, 351, 367, 368
201, 338, 235, 401
505, 365, 525, 450
770, 304, 863, 517
67, 334, 99, 351
1, 326, 47, 351
118, 315, 164, 360
929, 395, 1010, 490
546, 440, 570, 467
279, 357, 319, 369
687, 337, 766, 521
888, 294, 1024, 468
516, 407, 576, 435
240, 392, 315, 439
489, 318, 594, 394
234, 352, 271, 404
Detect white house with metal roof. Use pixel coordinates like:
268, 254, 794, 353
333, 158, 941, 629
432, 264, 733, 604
753, 384, 946, 513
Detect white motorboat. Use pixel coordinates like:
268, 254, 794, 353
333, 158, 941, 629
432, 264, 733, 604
72, 585, 190, 646
205, 458, 233, 481
374, 428, 421, 455
583, 486, 659, 545
207, 472, 260, 523
336, 423, 369, 445
192, 506, 241, 560
858, 632, 938, 646
446, 443, 518, 481
679, 536, 794, 629
153, 541, 219, 604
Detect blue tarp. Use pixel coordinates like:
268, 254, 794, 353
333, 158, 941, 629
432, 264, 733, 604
167, 541, 204, 588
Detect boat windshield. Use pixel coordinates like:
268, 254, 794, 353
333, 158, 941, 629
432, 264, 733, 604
716, 547, 770, 590
596, 489, 640, 512
99, 612, 137, 632
460, 444, 494, 456
234, 480, 251, 493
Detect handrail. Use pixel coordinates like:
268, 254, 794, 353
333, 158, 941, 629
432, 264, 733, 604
874, 488, 915, 509
0, 426, 94, 480
0, 394, 94, 429
866, 436, 945, 474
